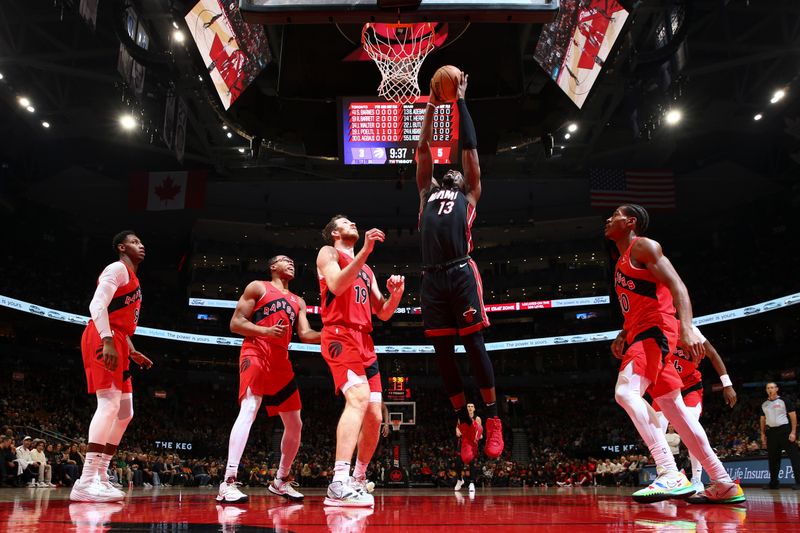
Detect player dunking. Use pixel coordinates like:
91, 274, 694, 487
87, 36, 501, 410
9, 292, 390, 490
217, 255, 319, 504
317, 215, 405, 507
606, 204, 745, 504
71, 231, 152, 502
416, 71, 504, 465
653, 323, 737, 494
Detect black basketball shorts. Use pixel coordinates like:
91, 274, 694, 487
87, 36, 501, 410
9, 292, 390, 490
420, 258, 490, 337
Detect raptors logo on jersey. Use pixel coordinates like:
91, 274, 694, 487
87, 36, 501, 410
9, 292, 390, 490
247, 282, 301, 348
614, 237, 676, 338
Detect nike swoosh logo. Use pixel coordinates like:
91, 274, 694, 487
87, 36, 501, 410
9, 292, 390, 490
459, 263, 468, 268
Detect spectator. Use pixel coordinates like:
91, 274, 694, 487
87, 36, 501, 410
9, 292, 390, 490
1, 436, 19, 486
30, 439, 54, 488
16, 436, 38, 487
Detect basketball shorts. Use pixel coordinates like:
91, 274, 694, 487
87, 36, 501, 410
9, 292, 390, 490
620, 325, 682, 398
321, 326, 381, 395
81, 322, 132, 394
239, 343, 300, 416
421, 258, 490, 337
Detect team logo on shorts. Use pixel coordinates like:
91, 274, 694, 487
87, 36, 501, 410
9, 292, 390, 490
463, 307, 478, 320
329, 342, 343, 359
240, 358, 251, 373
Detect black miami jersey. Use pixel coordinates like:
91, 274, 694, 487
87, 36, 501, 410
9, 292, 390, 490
419, 186, 475, 266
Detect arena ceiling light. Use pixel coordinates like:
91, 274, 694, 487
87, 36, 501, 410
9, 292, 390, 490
770, 89, 786, 104
226, 132, 233, 139
665, 109, 682, 125
18, 96, 31, 107
0, 72, 4, 80
119, 114, 137, 130
41, 121, 50, 128
567, 123, 578, 133
26, 105, 35, 113
173, 30, 185, 43
754, 113, 763, 121
564, 133, 571, 140
238, 147, 246, 153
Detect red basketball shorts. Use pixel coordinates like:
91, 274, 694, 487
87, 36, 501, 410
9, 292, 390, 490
81, 322, 132, 394
239, 342, 300, 417
321, 325, 381, 395
620, 325, 682, 399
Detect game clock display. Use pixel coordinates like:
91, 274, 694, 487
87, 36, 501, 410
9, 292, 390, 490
340, 96, 459, 165
387, 376, 412, 401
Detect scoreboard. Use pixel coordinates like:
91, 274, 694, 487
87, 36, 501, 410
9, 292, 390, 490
387, 376, 412, 401
340, 96, 460, 165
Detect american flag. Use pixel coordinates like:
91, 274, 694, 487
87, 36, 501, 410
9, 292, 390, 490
589, 169, 676, 210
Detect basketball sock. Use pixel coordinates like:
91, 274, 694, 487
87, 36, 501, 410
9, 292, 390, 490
99, 453, 113, 483
353, 459, 369, 480
484, 402, 498, 418
225, 390, 261, 482
455, 406, 472, 425
690, 454, 703, 483
655, 393, 731, 483
81, 452, 103, 482
647, 442, 677, 472
333, 461, 350, 483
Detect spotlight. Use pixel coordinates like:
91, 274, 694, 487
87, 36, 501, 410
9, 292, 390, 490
26, 106, 35, 113
754, 113, 763, 121
119, 114, 137, 130
0, 72, 4, 80
771, 89, 785, 104
42, 121, 50, 128
665, 109, 682, 125
564, 133, 571, 140
222, 125, 228, 130
172, 21, 180, 29
173, 30, 185, 43
567, 123, 578, 133
226, 132, 233, 139
237, 147, 246, 153
18, 97, 30, 107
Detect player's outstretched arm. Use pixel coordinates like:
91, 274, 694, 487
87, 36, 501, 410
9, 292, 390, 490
416, 89, 438, 203
295, 297, 320, 344
632, 237, 704, 359
457, 73, 481, 205
370, 274, 405, 321
229, 281, 286, 338
703, 339, 736, 407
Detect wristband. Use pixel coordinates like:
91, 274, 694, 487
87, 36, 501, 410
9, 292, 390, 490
720, 374, 732, 387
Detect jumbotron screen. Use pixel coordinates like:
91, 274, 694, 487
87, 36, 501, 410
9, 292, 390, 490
339, 96, 459, 165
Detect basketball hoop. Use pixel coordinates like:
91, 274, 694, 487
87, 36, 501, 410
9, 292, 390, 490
362, 22, 438, 104
391, 419, 402, 432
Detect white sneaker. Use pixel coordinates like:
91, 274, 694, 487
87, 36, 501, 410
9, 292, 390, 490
351, 477, 375, 494
468, 482, 475, 493
216, 480, 249, 503
70, 479, 124, 502
324, 479, 374, 507
691, 481, 705, 495
268, 478, 304, 501
26, 481, 36, 488
454, 479, 464, 491
98, 480, 125, 498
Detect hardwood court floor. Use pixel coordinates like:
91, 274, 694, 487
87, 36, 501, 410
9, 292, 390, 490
1, 485, 797, 531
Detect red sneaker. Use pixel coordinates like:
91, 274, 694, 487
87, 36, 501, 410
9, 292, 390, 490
459, 421, 478, 464
485, 417, 504, 458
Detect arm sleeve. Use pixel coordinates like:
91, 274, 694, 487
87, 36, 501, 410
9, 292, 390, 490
89, 262, 129, 339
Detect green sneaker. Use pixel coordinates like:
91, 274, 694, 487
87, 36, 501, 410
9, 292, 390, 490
687, 481, 746, 504
633, 469, 695, 503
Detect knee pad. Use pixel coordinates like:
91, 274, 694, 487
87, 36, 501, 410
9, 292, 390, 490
462, 332, 495, 390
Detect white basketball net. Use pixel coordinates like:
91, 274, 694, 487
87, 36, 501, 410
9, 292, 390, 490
362, 23, 437, 104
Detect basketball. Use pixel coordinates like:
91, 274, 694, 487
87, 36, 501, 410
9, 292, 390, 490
431, 65, 462, 102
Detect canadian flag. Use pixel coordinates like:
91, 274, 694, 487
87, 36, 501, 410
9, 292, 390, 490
129, 171, 206, 211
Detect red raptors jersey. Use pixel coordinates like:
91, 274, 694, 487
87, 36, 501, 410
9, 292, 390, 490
319, 249, 374, 331
243, 282, 301, 350
615, 237, 676, 338
665, 322, 703, 388
106, 261, 142, 337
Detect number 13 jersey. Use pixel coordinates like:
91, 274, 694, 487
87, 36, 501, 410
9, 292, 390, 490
419, 186, 475, 266
319, 248, 374, 332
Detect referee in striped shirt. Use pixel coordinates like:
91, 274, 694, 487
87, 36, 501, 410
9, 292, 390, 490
760, 382, 800, 489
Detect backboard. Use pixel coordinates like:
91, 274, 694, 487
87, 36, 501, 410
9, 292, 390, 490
240, 0, 560, 24
385, 401, 416, 426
